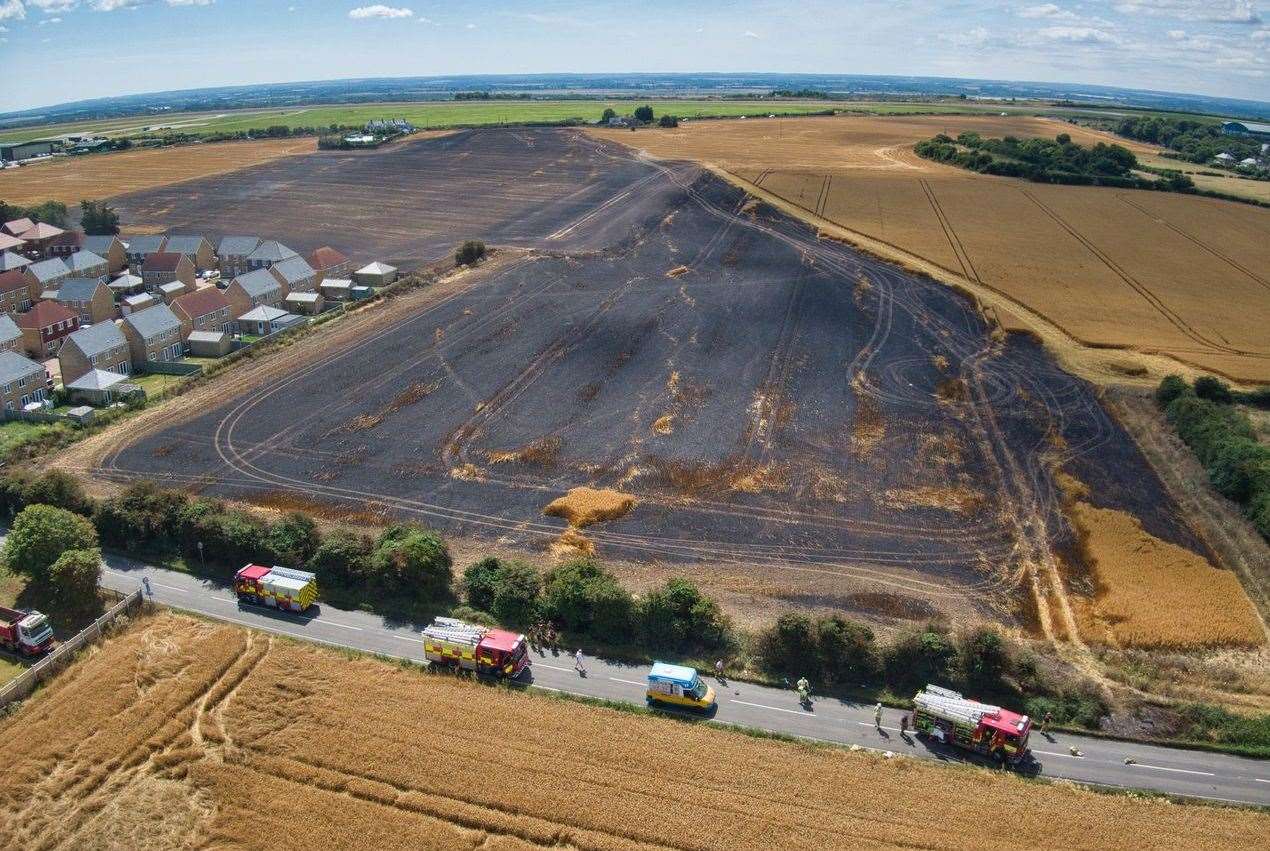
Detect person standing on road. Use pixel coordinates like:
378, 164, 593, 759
574, 648, 586, 675
875, 702, 884, 730
142, 576, 152, 597
715, 659, 725, 680
1041, 710, 1053, 735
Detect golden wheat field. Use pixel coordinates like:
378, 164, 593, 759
2, 613, 1268, 851
589, 116, 1270, 383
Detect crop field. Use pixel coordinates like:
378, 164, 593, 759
0, 137, 318, 206
1, 613, 1266, 850
71, 129, 1225, 630
589, 115, 1270, 383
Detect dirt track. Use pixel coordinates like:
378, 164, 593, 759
80, 129, 1207, 626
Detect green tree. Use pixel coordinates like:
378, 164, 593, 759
540, 557, 632, 635
463, 556, 504, 612
490, 560, 541, 627
307, 529, 372, 588
1056, 133, 1072, 145
3, 504, 99, 580
816, 616, 881, 685
370, 524, 453, 600
267, 511, 320, 566
93, 480, 188, 550
658, 114, 680, 128
883, 625, 955, 692
21, 469, 93, 516
48, 548, 102, 611
753, 611, 820, 679
633, 105, 654, 123
956, 626, 1010, 693
637, 577, 730, 652
1194, 375, 1233, 405
601, 107, 617, 122
455, 239, 486, 266
79, 199, 120, 235
1155, 374, 1189, 408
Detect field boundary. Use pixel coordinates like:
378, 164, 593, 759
0, 587, 143, 710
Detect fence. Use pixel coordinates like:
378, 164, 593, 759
3, 408, 72, 425
143, 360, 203, 377
0, 588, 144, 710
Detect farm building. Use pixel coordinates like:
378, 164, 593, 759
81, 235, 128, 274
59, 322, 131, 384
246, 240, 299, 271
269, 254, 319, 293
308, 246, 349, 282
0, 350, 49, 412
64, 369, 139, 406
319, 278, 353, 301
0, 270, 36, 316
225, 268, 284, 318
186, 330, 233, 358
66, 250, 109, 279
141, 252, 195, 291
162, 235, 215, 271
170, 288, 232, 336
16, 300, 78, 357
354, 261, 397, 287
0, 141, 54, 162
0, 314, 21, 352
284, 290, 324, 315
1221, 120, 1270, 139
124, 235, 168, 268
121, 304, 184, 369
55, 277, 115, 325
216, 236, 262, 277
237, 305, 301, 336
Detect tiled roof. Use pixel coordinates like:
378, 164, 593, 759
142, 252, 186, 273
68, 251, 108, 273
18, 222, 65, 241
0, 314, 20, 343
0, 269, 29, 295
246, 240, 298, 263
3, 218, 34, 236
65, 321, 126, 358
25, 257, 70, 284
123, 303, 180, 339
0, 253, 31, 272
238, 305, 290, 322
56, 277, 106, 302
125, 235, 167, 255
357, 261, 397, 275
217, 236, 261, 256
171, 287, 229, 318
308, 246, 348, 269
163, 235, 209, 256
16, 300, 76, 329
66, 369, 131, 392
0, 233, 25, 251
82, 235, 121, 255
269, 255, 315, 285
0, 350, 44, 385
232, 268, 282, 298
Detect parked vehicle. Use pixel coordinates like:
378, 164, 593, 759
911, 684, 1032, 765
233, 564, 318, 613
0, 605, 55, 656
646, 662, 716, 713
422, 617, 530, 679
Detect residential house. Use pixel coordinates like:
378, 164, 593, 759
82, 235, 128, 273
121, 293, 158, 316
46, 229, 83, 261
163, 235, 216, 271
23, 256, 71, 293
237, 305, 301, 336
2, 218, 34, 237
65, 369, 139, 406
225, 268, 284, 318
140, 252, 195, 292
217, 236, 262, 278
170, 288, 232, 336
353, 261, 397, 287
121, 304, 184, 369
0, 252, 32, 274
269, 254, 318, 294
0, 232, 25, 254
58, 322, 131, 384
67, 250, 109, 279
16, 300, 79, 357
0, 314, 21, 352
108, 273, 146, 298
17, 222, 66, 259
0, 269, 36, 316
284, 290, 324, 315
55, 277, 115, 325
319, 278, 353, 301
307, 246, 349, 283
124, 234, 167, 269
0, 350, 49, 412
245, 240, 298, 271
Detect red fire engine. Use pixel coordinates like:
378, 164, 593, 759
912, 684, 1032, 765
422, 617, 530, 679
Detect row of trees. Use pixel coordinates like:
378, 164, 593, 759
0, 200, 69, 229
1116, 116, 1263, 165
1156, 375, 1270, 539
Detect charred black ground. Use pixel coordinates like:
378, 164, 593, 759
99, 129, 1201, 613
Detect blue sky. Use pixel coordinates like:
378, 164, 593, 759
0, 1, 1266, 112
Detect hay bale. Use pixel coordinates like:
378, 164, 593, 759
543, 487, 636, 528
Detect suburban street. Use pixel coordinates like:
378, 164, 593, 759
96, 553, 1269, 808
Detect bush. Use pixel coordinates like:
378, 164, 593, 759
1155, 374, 1189, 408
1194, 375, 1233, 404
752, 611, 879, 685
266, 512, 319, 566
816, 616, 881, 685
637, 578, 732, 653
449, 605, 496, 626
490, 560, 541, 627
658, 114, 679, 128
633, 105, 654, 123
1023, 683, 1107, 729
883, 624, 956, 693
48, 547, 102, 611
455, 239, 486, 266
307, 529, 372, 588
93, 481, 188, 550
20, 469, 94, 516
956, 626, 1011, 693
369, 524, 453, 600
753, 612, 820, 679
540, 557, 633, 636
3, 504, 99, 579
462, 556, 504, 612
176, 499, 270, 568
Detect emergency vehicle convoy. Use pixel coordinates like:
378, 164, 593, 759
422, 617, 531, 679
912, 684, 1032, 765
0, 605, 54, 656
233, 565, 319, 612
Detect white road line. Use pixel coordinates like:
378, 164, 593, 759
609, 677, 645, 687
731, 699, 809, 716
535, 662, 573, 672
151, 582, 188, 594
388, 634, 423, 643
1130, 764, 1215, 777
313, 620, 364, 632
1256, 778, 1269, 783
856, 722, 902, 733
1034, 750, 1086, 759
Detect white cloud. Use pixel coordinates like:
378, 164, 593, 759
465, 22, 475, 28
743, 29, 760, 38
1252, 28, 1270, 38
1167, 28, 1186, 38
416, 15, 434, 24
89, 0, 144, 10
1115, 1, 1261, 24
1018, 4, 1076, 20
0, 0, 25, 22
348, 4, 412, 19
29, 0, 79, 12
38, 15, 62, 24
940, 26, 992, 48
167, 0, 215, 6
1035, 25, 1120, 44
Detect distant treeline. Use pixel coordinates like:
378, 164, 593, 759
769, 89, 833, 99
1116, 116, 1262, 164
454, 91, 533, 101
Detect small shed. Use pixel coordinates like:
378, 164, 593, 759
237, 305, 303, 337
108, 273, 147, 296
186, 330, 232, 358
353, 261, 398, 287
158, 280, 187, 302
284, 290, 324, 315
65, 405, 95, 425
319, 278, 353, 301
122, 293, 157, 315
65, 369, 140, 406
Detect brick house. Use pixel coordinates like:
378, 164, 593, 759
82, 235, 128, 274
0, 314, 21, 352
22, 256, 71, 294
0, 350, 50, 412
55, 277, 116, 325
124, 234, 167, 269
17, 222, 67, 260
225, 268, 284, 318
46, 229, 83, 261
162, 235, 216, 271
0, 252, 31, 274
16, 300, 79, 357
245, 239, 298, 271
2, 218, 34, 237
121, 304, 184, 369
307, 246, 350, 283
170, 288, 232, 336
58, 322, 131, 384
66, 249, 109, 279
141, 252, 195, 292
268, 254, 318, 294
216, 236, 262, 278
0, 269, 36, 316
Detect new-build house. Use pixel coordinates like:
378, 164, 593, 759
0, 252, 32, 274
2, 218, 34, 237
124, 235, 167, 268
0, 314, 21, 352
58, 322, 131, 384
82, 235, 128, 273
163, 235, 215, 271
0, 350, 49, 412
67, 250, 109, 279
23, 257, 71, 293
121, 304, 184, 368
17, 222, 65, 259
170, 288, 232, 336
225, 268, 284, 318
269, 254, 318, 294
0, 233, 24, 254
140, 252, 195, 292
217, 236, 262, 278
46, 230, 83, 261
0, 270, 36, 316
246, 240, 298, 271
17, 300, 78, 357
307, 246, 349, 282
55, 277, 115, 325
237, 304, 301, 336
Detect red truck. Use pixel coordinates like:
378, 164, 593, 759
0, 605, 55, 656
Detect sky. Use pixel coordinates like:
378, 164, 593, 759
0, 0, 1267, 113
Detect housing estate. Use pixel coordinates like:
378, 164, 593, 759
58, 322, 131, 384
0, 269, 35, 315
162, 235, 215, 270
269, 255, 319, 293
66, 249, 110, 279
82, 235, 128, 273
17, 300, 78, 357
0, 350, 49, 411
121, 304, 184, 368
170, 288, 232, 336
55, 277, 115, 325
124, 235, 167, 268
225, 268, 284, 317
0, 315, 21, 352
141, 252, 195, 291
217, 236, 262, 278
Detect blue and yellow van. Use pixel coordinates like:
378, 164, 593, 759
646, 662, 716, 712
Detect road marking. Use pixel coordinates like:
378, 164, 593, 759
315, 620, 364, 632
1129, 763, 1215, 777
1033, 749, 1085, 759
388, 634, 423, 643
856, 722, 903, 733
1256, 778, 1269, 783
151, 582, 188, 594
608, 677, 644, 687
534, 662, 573, 672
731, 699, 808, 716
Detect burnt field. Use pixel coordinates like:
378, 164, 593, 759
93, 130, 1203, 618
108, 129, 666, 268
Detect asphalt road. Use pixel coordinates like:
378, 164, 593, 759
95, 553, 1269, 807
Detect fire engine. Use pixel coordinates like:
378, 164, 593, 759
912, 684, 1032, 765
233, 564, 319, 612
422, 617, 530, 679
0, 605, 54, 656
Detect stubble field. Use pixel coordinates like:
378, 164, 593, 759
589, 116, 1270, 383
2, 613, 1266, 851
